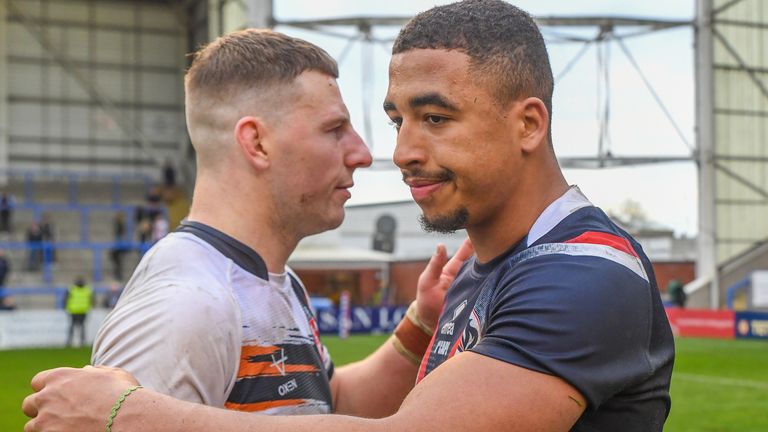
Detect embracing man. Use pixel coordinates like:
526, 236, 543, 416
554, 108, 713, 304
24, 1, 673, 431
92, 28, 470, 417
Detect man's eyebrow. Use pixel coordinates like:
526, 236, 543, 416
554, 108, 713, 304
382, 93, 458, 113
410, 93, 458, 111
320, 111, 350, 129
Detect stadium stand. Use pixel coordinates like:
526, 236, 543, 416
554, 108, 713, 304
0, 170, 183, 309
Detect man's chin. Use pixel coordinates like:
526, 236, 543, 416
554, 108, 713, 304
302, 212, 344, 237
419, 207, 469, 234
324, 211, 345, 231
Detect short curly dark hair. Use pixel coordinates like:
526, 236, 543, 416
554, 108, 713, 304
393, 0, 553, 125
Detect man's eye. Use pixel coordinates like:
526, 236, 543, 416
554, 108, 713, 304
426, 115, 445, 124
388, 119, 402, 130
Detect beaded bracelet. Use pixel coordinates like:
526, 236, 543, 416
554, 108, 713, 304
105, 385, 142, 432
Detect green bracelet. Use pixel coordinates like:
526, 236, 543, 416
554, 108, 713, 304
105, 385, 142, 432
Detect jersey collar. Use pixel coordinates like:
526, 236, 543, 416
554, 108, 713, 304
176, 220, 269, 280
526, 186, 593, 247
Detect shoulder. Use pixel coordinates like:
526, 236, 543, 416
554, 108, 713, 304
102, 233, 241, 337
125, 233, 236, 295
517, 205, 652, 289
494, 250, 652, 329
142, 232, 232, 272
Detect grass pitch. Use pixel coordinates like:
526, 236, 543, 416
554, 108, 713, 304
2, 335, 766, 431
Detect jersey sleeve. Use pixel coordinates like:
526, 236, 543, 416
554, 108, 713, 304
470, 253, 655, 409
92, 279, 241, 407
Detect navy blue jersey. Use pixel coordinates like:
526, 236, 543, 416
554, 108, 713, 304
418, 188, 674, 431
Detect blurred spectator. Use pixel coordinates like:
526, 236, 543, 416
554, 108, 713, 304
667, 279, 687, 309
110, 212, 127, 280
0, 249, 8, 287
103, 280, 123, 309
40, 213, 56, 263
0, 294, 15, 310
0, 249, 13, 310
162, 159, 177, 188
134, 205, 149, 244
151, 213, 169, 243
65, 276, 93, 347
0, 192, 15, 234
135, 188, 165, 251
26, 222, 43, 271
145, 187, 162, 220
114, 211, 126, 242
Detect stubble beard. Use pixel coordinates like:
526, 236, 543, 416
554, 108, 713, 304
419, 207, 469, 234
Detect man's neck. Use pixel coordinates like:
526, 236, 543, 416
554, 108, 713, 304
469, 170, 569, 264
188, 179, 299, 274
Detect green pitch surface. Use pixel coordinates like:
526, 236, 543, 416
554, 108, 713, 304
2, 336, 766, 431
666, 338, 768, 432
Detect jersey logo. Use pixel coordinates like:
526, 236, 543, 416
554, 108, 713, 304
452, 299, 468, 321
458, 309, 481, 352
271, 349, 288, 376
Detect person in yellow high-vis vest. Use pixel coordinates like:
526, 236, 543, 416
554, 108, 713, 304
65, 276, 93, 347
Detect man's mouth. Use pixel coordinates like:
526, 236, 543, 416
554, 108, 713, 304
402, 170, 453, 201
408, 181, 444, 201
335, 182, 354, 199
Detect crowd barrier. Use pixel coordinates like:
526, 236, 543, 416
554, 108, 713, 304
0, 308, 110, 349
0, 304, 409, 349
5, 305, 764, 350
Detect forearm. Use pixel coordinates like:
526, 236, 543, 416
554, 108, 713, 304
116, 389, 388, 432
332, 338, 418, 417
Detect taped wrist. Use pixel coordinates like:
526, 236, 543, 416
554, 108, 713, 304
391, 301, 435, 366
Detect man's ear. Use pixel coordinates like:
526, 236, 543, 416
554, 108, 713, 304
234, 116, 270, 171
516, 97, 549, 154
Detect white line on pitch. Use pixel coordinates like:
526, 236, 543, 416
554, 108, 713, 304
674, 373, 768, 390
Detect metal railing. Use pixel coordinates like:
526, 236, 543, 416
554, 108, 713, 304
1, 169, 155, 206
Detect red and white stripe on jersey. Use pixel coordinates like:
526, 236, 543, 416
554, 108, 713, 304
562, 231, 648, 282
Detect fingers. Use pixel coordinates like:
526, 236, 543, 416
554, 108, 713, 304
442, 238, 474, 278
24, 417, 37, 432
454, 238, 474, 262
422, 243, 449, 280
21, 393, 38, 419
30, 369, 53, 393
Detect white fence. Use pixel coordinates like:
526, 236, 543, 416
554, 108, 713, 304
0, 308, 110, 349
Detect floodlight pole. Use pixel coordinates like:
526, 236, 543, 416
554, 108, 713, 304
695, 0, 719, 309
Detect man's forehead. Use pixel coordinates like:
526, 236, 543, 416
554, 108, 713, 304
290, 71, 346, 107
389, 48, 471, 74
386, 50, 474, 108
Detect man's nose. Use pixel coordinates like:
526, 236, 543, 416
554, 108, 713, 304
346, 129, 373, 169
392, 121, 426, 169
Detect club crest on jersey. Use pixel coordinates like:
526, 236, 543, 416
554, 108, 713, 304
458, 309, 481, 352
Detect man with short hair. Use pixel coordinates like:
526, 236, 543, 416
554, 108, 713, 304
87, 28, 468, 416
24, 2, 674, 431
